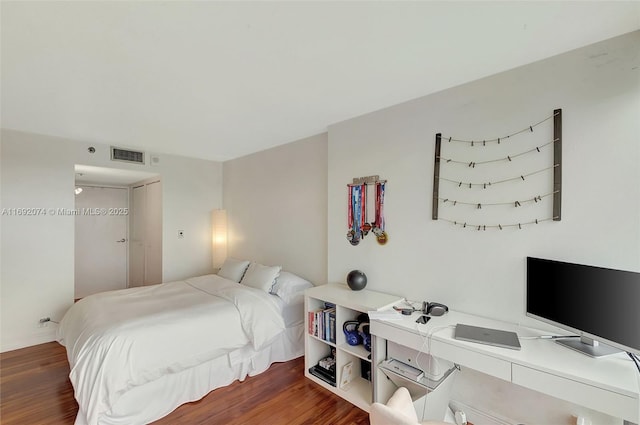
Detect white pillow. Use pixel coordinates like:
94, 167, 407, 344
273, 271, 314, 304
241, 262, 282, 293
217, 258, 250, 283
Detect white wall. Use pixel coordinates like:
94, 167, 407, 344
223, 133, 328, 285
328, 31, 639, 319
327, 31, 639, 423
0, 129, 222, 351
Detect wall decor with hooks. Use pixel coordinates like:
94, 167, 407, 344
347, 176, 388, 245
432, 109, 562, 230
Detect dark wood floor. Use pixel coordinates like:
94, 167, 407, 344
1, 342, 370, 424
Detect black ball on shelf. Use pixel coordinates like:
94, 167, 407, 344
346, 270, 367, 291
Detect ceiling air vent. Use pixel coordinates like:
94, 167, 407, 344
111, 147, 145, 164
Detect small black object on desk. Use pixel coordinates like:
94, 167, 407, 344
416, 315, 431, 324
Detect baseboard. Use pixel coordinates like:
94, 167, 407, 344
0, 327, 58, 353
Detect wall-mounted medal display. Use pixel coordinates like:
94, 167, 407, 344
432, 109, 562, 231
347, 175, 388, 246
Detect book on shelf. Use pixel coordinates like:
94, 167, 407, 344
308, 303, 336, 344
309, 365, 336, 387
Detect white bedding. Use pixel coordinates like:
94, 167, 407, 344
57, 274, 287, 425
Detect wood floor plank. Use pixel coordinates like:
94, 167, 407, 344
1, 342, 77, 425
1, 342, 370, 425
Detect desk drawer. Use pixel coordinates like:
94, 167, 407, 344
512, 364, 638, 423
431, 340, 511, 381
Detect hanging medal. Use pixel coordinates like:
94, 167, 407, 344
350, 184, 361, 246
357, 183, 364, 239
372, 183, 382, 236
346, 185, 355, 244
361, 183, 371, 237
375, 181, 388, 245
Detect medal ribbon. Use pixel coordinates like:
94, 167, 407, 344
352, 184, 361, 237
375, 183, 380, 228
375, 181, 385, 231
379, 181, 385, 231
360, 184, 366, 231
347, 185, 353, 230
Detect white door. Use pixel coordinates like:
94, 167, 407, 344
75, 186, 128, 298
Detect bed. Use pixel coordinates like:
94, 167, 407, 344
57, 260, 312, 425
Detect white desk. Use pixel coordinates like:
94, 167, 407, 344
370, 310, 639, 423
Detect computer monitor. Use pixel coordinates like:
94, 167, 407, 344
526, 257, 640, 357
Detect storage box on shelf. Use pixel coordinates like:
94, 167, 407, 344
304, 283, 402, 411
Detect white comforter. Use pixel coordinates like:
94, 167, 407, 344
57, 274, 285, 425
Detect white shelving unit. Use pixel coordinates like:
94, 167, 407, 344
304, 283, 402, 412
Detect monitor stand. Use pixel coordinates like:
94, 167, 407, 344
557, 336, 621, 358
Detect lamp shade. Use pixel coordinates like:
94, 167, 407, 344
212, 209, 228, 270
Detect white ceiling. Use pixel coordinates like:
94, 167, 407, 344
2, 2, 639, 162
